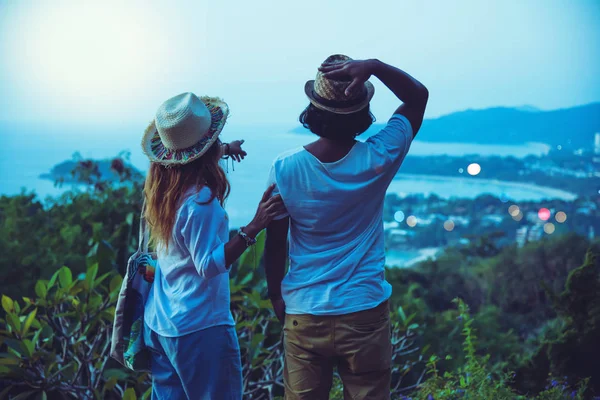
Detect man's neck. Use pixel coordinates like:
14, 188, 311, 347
305, 138, 357, 163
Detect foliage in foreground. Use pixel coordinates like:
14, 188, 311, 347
412, 299, 589, 400
0, 263, 147, 399
1, 156, 598, 399
0, 237, 424, 399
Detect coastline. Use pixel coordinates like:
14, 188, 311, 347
393, 173, 577, 200
386, 247, 441, 269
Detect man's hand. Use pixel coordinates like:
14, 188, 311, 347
228, 140, 247, 162
271, 297, 286, 324
318, 59, 377, 96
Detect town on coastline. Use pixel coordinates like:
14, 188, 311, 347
383, 132, 600, 267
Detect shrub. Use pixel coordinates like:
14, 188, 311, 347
515, 251, 600, 395
0, 264, 150, 399
415, 298, 589, 400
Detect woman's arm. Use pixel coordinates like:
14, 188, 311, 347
223, 184, 285, 266
184, 185, 285, 277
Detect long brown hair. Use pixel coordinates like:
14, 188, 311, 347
143, 140, 230, 250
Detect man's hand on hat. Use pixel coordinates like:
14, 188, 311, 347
319, 59, 375, 96
228, 140, 247, 162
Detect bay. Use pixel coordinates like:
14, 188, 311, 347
0, 123, 569, 229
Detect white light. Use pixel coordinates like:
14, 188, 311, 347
467, 163, 481, 176
443, 220, 454, 231
394, 211, 405, 223
406, 216, 418, 227
555, 211, 567, 223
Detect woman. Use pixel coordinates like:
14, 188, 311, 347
141, 92, 285, 399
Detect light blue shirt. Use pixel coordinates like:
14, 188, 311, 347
144, 186, 234, 337
268, 115, 413, 315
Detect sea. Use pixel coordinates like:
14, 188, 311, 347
1, 122, 568, 233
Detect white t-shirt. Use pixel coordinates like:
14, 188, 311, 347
267, 114, 414, 315
144, 186, 234, 337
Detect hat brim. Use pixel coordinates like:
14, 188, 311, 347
141, 96, 229, 166
304, 80, 375, 115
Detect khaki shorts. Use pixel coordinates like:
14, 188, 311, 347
283, 301, 391, 400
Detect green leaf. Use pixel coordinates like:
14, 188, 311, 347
397, 306, 407, 322
103, 376, 118, 392
0, 357, 20, 365
47, 270, 60, 289
1, 295, 14, 314
123, 388, 137, 400
239, 272, 254, 285
21, 339, 34, 358
86, 263, 99, 289
103, 368, 131, 380
6, 314, 22, 332
142, 387, 152, 400
58, 267, 72, 288
96, 272, 113, 288
126, 212, 134, 226
22, 309, 37, 337
34, 281, 47, 299
109, 275, 123, 293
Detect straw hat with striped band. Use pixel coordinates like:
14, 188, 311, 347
304, 54, 375, 115
141, 92, 229, 166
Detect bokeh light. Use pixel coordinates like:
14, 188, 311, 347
544, 223, 555, 234
557, 145, 562, 150
458, 168, 464, 174
394, 211, 405, 223
538, 208, 551, 221
443, 220, 455, 231
555, 211, 567, 223
512, 211, 523, 221
508, 205, 520, 217
406, 215, 418, 227
467, 163, 481, 176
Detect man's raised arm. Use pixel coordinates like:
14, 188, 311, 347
320, 58, 428, 136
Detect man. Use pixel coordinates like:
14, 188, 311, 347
265, 54, 428, 400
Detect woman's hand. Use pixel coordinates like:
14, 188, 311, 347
319, 59, 377, 96
228, 140, 247, 162
246, 184, 287, 236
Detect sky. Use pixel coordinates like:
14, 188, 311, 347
0, 0, 599, 132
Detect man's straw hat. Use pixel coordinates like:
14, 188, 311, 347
304, 54, 375, 115
141, 92, 229, 165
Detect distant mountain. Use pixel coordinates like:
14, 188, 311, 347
292, 103, 600, 148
